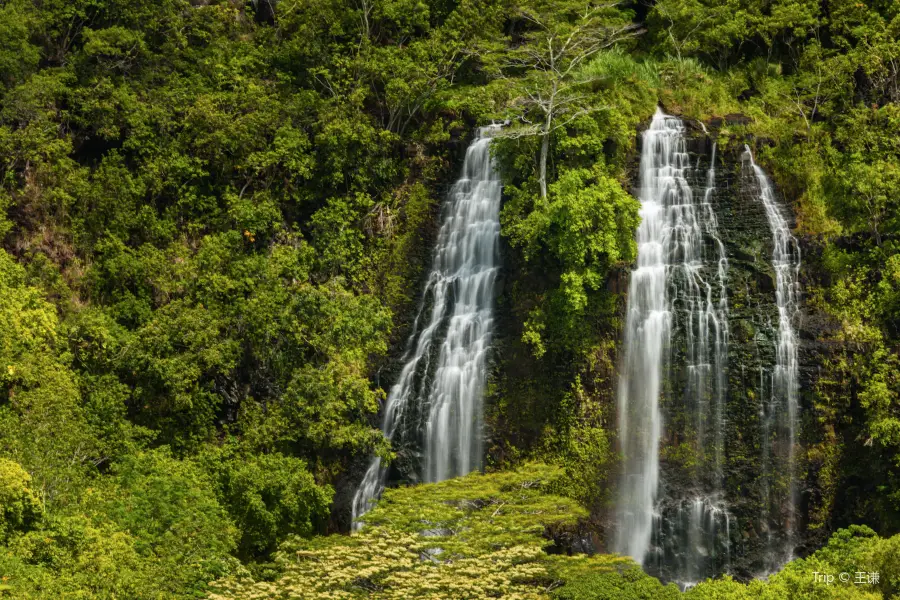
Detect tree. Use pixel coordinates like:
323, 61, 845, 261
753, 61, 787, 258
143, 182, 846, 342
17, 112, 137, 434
502, 164, 638, 356
0, 250, 109, 509
84, 448, 240, 594
0, 459, 43, 542
503, 0, 640, 198
202, 446, 334, 559
647, 0, 819, 70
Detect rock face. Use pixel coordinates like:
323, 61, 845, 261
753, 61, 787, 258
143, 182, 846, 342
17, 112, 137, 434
623, 116, 830, 584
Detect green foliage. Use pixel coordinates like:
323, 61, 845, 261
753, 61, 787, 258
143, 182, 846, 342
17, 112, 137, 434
0, 459, 43, 542
503, 165, 638, 357
209, 464, 587, 599
0, 250, 111, 508
648, 0, 820, 69
86, 449, 238, 577
0, 450, 243, 598
202, 445, 334, 559
0, 0, 898, 595
1, 515, 156, 599
549, 555, 681, 599
0, 1, 40, 91
550, 424, 613, 508
208, 466, 900, 600
507, 166, 637, 276
683, 526, 899, 599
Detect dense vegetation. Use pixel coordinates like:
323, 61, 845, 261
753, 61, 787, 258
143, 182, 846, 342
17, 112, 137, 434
0, 0, 896, 597
209, 466, 900, 600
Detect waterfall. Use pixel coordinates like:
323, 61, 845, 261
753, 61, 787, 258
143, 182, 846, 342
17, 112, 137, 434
351, 127, 502, 528
743, 147, 801, 571
616, 109, 732, 583
615, 108, 679, 562
660, 141, 732, 587
703, 143, 730, 482
423, 128, 502, 483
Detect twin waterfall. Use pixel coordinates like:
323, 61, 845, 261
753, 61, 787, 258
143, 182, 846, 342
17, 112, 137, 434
615, 109, 801, 585
350, 110, 802, 585
352, 127, 501, 527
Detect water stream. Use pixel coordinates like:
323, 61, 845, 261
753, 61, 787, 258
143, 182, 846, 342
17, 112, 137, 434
743, 146, 801, 572
616, 109, 732, 584
352, 127, 501, 528
615, 108, 681, 562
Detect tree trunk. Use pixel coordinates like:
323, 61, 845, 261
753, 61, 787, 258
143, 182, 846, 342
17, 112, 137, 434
539, 88, 556, 200
539, 131, 549, 200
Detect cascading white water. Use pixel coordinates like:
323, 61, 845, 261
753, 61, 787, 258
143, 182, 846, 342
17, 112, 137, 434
615, 108, 679, 562
664, 141, 732, 587
423, 129, 502, 483
680, 141, 730, 483
351, 127, 501, 528
743, 146, 801, 569
616, 110, 731, 580
702, 143, 730, 481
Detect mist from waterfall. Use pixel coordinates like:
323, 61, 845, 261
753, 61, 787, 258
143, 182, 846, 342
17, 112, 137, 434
351, 127, 501, 529
743, 146, 801, 572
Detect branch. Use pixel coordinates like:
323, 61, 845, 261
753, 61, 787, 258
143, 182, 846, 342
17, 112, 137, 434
495, 123, 543, 139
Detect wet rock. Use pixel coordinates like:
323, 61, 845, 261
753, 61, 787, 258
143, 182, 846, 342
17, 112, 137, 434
420, 527, 454, 537
543, 519, 601, 556
419, 547, 445, 562
724, 113, 752, 126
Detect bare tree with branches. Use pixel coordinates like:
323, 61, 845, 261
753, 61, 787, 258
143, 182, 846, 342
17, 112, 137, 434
502, 1, 642, 199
